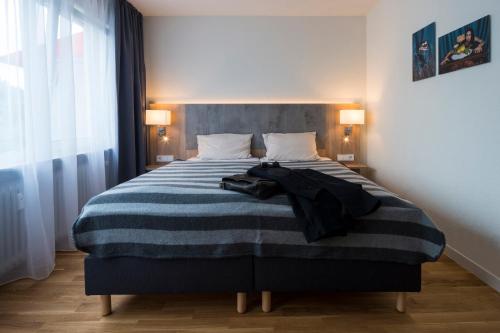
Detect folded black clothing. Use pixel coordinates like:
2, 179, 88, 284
220, 174, 282, 199
247, 165, 380, 242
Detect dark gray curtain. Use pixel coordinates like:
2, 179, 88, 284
115, 0, 146, 183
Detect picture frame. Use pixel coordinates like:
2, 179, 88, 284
438, 15, 491, 75
413, 22, 437, 81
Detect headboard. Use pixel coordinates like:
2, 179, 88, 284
147, 103, 362, 160
184, 104, 333, 150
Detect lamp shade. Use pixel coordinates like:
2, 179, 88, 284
339, 109, 365, 125
145, 109, 171, 125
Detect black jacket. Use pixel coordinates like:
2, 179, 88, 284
248, 165, 380, 242
220, 174, 282, 199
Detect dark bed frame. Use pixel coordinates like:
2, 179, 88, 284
85, 103, 421, 315
85, 256, 420, 315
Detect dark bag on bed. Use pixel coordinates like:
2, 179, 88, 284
220, 174, 281, 199
248, 165, 380, 242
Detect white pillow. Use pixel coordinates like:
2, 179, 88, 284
262, 132, 320, 161
197, 133, 253, 160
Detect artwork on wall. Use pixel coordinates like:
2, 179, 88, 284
413, 22, 436, 81
439, 15, 491, 75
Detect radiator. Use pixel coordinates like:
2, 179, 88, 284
53, 151, 114, 249
1, 150, 115, 274
0, 169, 26, 279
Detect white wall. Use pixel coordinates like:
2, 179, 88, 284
144, 16, 366, 103
367, 0, 500, 290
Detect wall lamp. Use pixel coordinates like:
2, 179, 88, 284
146, 109, 171, 142
339, 109, 365, 143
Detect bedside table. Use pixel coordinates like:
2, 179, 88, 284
145, 163, 169, 172
340, 162, 369, 174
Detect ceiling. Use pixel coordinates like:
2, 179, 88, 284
128, 0, 378, 16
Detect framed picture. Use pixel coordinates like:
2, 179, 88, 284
413, 22, 436, 81
439, 15, 491, 75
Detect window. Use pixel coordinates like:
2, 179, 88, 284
0, 0, 116, 168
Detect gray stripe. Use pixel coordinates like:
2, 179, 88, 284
89, 192, 290, 206
104, 186, 243, 195
76, 228, 442, 256
121, 181, 220, 186
139, 174, 238, 179
169, 162, 258, 168
132, 176, 228, 181
82, 202, 295, 218
152, 169, 249, 175
159, 167, 253, 172
116, 182, 220, 189
80, 243, 435, 263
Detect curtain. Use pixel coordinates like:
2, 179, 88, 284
0, 0, 117, 284
115, 0, 146, 183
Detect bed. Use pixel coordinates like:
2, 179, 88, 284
73, 158, 445, 315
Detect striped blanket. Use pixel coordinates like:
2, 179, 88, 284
73, 159, 445, 265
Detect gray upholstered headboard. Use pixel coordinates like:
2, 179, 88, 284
184, 104, 335, 150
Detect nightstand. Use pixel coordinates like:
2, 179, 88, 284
340, 162, 369, 174
145, 163, 169, 172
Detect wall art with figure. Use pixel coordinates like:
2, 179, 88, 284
439, 15, 491, 75
413, 22, 436, 81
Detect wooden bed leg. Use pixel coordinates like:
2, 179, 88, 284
262, 291, 271, 313
236, 292, 247, 314
396, 292, 406, 313
100, 295, 112, 316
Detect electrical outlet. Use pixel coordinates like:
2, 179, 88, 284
337, 154, 354, 162
156, 155, 174, 162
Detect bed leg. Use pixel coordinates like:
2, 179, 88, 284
100, 295, 112, 316
396, 292, 406, 313
262, 291, 271, 313
236, 292, 247, 314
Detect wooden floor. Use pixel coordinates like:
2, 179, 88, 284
0, 252, 499, 333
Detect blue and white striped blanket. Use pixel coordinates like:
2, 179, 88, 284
73, 159, 445, 264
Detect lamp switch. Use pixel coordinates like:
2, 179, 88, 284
337, 154, 354, 162
157, 155, 174, 162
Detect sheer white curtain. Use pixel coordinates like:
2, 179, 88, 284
0, 0, 117, 284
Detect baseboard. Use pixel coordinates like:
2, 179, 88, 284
445, 245, 500, 292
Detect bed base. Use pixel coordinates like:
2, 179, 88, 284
86, 256, 420, 316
